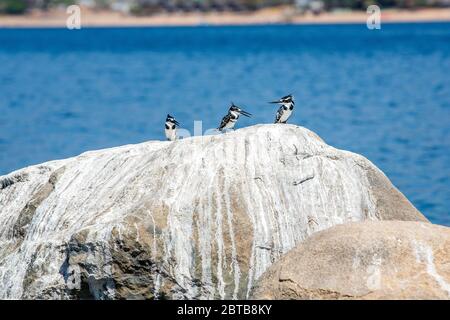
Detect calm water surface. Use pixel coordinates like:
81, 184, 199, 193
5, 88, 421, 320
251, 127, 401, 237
0, 23, 449, 225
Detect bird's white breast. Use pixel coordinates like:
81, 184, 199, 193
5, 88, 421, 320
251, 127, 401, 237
224, 120, 236, 129
279, 108, 292, 123
224, 111, 239, 129
165, 123, 177, 141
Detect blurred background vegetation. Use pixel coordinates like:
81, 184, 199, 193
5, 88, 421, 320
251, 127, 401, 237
0, 0, 449, 15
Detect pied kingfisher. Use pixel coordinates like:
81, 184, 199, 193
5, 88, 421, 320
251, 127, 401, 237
165, 114, 180, 141
270, 94, 295, 124
218, 103, 252, 132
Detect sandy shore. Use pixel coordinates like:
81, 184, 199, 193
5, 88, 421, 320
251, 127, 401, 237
0, 7, 449, 28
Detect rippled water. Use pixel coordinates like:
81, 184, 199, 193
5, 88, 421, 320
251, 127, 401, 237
0, 23, 449, 225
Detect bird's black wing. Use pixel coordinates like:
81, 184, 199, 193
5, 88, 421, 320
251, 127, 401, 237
274, 106, 284, 124
218, 113, 231, 131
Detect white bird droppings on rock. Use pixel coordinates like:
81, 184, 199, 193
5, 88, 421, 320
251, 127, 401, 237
0, 124, 427, 299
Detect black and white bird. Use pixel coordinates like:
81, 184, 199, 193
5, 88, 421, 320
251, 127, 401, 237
270, 94, 295, 124
218, 103, 252, 132
165, 114, 180, 141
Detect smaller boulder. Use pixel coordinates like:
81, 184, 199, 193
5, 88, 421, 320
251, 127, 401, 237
251, 221, 450, 300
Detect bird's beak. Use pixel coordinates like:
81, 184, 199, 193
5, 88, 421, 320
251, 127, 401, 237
269, 100, 282, 104
174, 120, 180, 126
240, 110, 252, 117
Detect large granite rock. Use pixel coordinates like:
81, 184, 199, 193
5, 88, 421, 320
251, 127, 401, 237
251, 221, 450, 300
0, 124, 426, 299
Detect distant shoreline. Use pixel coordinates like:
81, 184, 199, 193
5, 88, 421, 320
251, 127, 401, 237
1, 8, 449, 28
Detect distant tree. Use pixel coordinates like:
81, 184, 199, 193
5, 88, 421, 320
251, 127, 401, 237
0, 0, 28, 14
130, 0, 163, 15
93, 0, 112, 9
1, 0, 446, 15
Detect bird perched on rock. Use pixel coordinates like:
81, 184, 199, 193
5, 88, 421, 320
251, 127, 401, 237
218, 103, 251, 132
165, 114, 180, 141
270, 94, 295, 124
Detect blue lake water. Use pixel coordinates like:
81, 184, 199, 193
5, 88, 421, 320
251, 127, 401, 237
0, 23, 449, 225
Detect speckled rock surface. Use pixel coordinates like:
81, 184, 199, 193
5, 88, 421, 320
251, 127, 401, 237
251, 221, 450, 300
0, 124, 427, 299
